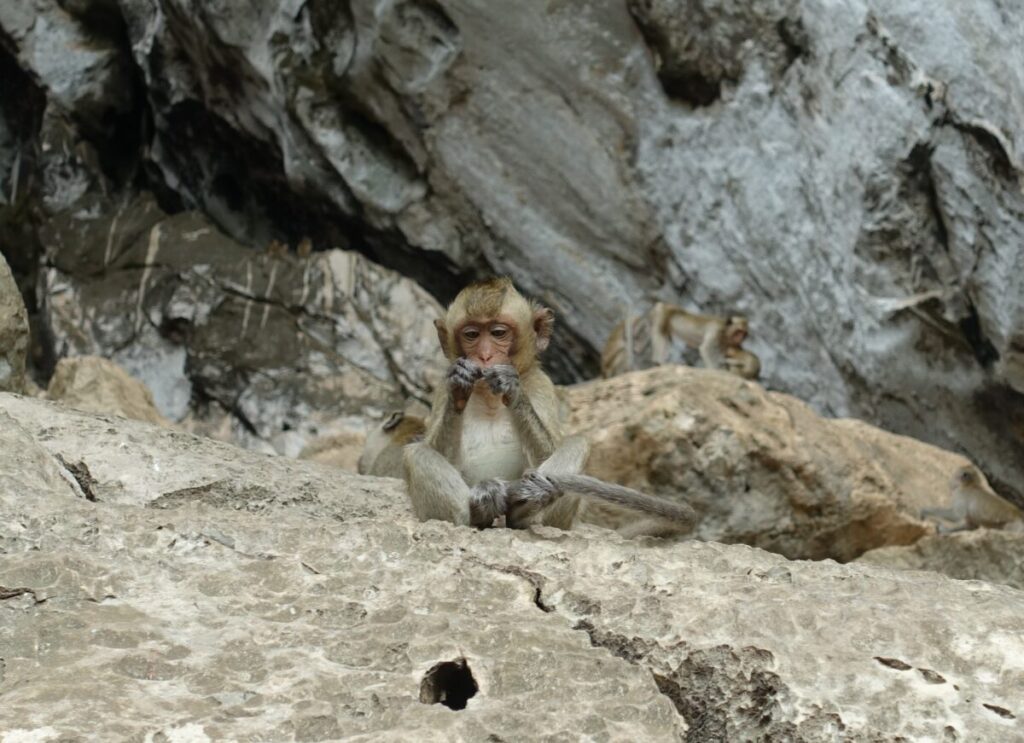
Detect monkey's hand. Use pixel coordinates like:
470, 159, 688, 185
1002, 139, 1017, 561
481, 364, 520, 406
468, 478, 508, 528
506, 472, 563, 526
447, 358, 482, 412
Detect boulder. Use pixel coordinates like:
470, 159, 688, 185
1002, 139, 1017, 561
568, 366, 965, 561
1, 392, 1022, 741
46, 355, 170, 426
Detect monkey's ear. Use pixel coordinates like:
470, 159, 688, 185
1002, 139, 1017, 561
382, 411, 404, 432
434, 318, 452, 357
533, 307, 555, 353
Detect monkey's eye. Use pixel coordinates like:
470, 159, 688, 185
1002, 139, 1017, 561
490, 325, 509, 339
462, 327, 480, 341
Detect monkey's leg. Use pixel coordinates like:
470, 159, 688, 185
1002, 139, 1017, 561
507, 436, 589, 530
403, 443, 507, 527
535, 436, 589, 529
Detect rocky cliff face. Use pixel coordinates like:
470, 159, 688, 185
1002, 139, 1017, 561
2, 0, 1021, 493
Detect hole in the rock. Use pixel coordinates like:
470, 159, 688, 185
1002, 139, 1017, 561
660, 69, 722, 107
874, 656, 911, 671
982, 703, 1015, 720
419, 657, 478, 710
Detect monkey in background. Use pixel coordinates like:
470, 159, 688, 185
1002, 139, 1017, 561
602, 302, 759, 380
358, 410, 427, 478
921, 464, 1023, 532
403, 278, 694, 535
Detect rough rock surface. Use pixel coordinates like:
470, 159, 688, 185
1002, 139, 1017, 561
38, 193, 446, 455
858, 529, 1024, 592
3, 0, 1024, 495
0, 251, 28, 393
568, 366, 965, 561
45, 355, 169, 426
1, 392, 1022, 741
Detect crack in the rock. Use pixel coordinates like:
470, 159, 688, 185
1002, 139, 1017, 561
55, 454, 99, 502
0, 586, 43, 604
466, 558, 552, 612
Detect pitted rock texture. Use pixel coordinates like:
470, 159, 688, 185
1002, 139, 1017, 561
3, 0, 1024, 497
38, 194, 446, 455
568, 366, 967, 561
858, 528, 1024, 592
1, 393, 1022, 741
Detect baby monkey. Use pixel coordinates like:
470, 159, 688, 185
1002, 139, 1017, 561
920, 464, 1023, 532
602, 302, 759, 379
403, 278, 694, 535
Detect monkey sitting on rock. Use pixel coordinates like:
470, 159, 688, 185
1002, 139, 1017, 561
601, 302, 759, 380
402, 278, 695, 537
920, 464, 1023, 533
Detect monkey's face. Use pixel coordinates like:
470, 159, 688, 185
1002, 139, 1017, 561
725, 317, 748, 347
952, 466, 978, 489
457, 319, 516, 368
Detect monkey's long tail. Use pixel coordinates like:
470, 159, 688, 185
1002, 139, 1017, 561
546, 474, 696, 527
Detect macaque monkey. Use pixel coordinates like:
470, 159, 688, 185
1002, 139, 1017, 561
920, 464, 1023, 532
296, 236, 313, 258
403, 278, 694, 535
602, 302, 758, 379
358, 411, 427, 477
724, 347, 761, 380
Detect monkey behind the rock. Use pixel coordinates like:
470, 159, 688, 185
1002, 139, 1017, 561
921, 464, 1023, 532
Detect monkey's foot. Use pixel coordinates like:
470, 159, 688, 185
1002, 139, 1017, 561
506, 472, 563, 526
468, 478, 508, 528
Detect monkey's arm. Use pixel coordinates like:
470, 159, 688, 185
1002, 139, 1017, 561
482, 366, 560, 463
698, 323, 726, 369
919, 505, 968, 533
423, 358, 480, 460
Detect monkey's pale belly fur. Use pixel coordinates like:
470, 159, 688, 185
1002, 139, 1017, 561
458, 398, 526, 485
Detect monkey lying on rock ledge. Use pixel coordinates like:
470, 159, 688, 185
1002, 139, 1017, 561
402, 278, 695, 537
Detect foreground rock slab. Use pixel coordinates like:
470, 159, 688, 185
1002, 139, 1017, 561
1, 394, 1022, 741
568, 366, 968, 561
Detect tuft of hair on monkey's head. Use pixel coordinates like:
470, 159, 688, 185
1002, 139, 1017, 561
435, 277, 554, 373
